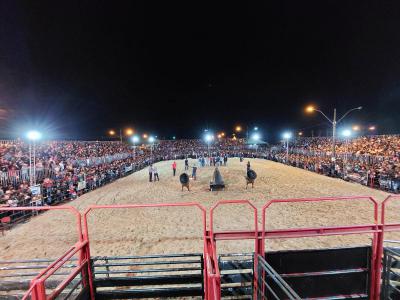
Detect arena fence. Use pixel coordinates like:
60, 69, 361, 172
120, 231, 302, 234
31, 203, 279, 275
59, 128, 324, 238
2, 196, 400, 299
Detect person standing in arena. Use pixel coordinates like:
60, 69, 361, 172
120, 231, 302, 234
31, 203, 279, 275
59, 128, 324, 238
153, 166, 159, 181
148, 165, 153, 182
172, 161, 177, 176
185, 158, 189, 170
192, 163, 198, 180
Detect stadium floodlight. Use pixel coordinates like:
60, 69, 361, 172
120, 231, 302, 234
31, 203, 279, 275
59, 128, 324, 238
282, 132, 292, 139
142, 133, 148, 139
342, 129, 352, 138
132, 135, 140, 143
205, 134, 214, 142
235, 125, 242, 132
368, 126, 376, 131
172, 136, 176, 140
282, 132, 291, 164
26, 130, 41, 186
252, 133, 260, 141
352, 125, 360, 131
26, 130, 42, 141
148, 136, 155, 143
254, 126, 258, 131
125, 128, 134, 136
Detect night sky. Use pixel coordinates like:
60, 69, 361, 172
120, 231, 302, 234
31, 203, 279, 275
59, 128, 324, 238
1, 1, 400, 141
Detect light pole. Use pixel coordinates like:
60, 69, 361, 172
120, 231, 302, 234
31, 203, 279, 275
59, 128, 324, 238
341, 129, 352, 178
132, 135, 140, 160
306, 105, 362, 161
205, 133, 214, 158
251, 133, 261, 154
283, 132, 292, 164
26, 130, 41, 186
148, 136, 155, 162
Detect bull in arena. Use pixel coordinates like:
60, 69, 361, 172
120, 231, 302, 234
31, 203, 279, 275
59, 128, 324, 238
180, 173, 190, 191
210, 167, 225, 191
246, 169, 257, 189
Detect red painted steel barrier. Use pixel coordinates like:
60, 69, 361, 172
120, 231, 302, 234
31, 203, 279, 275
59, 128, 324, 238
11, 196, 396, 300
210, 200, 259, 298
261, 196, 380, 299
82, 202, 207, 300
0, 206, 84, 300
377, 195, 400, 299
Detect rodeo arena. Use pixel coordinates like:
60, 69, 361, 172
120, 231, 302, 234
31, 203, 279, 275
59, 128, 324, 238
1, 134, 400, 300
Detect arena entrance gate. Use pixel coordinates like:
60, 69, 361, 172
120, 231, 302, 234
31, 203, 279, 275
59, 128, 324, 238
6, 196, 400, 299
82, 203, 207, 300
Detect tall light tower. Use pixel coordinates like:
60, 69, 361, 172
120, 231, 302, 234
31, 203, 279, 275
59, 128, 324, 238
132, 135, 140, 160
205, 133, 214, 158
148, 136, 155, 162
26, 130, 42, 186
306, 105, 362, 161
283, 132, 292, 164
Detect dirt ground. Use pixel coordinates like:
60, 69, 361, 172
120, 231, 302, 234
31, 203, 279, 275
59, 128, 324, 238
1, 158, 399, 260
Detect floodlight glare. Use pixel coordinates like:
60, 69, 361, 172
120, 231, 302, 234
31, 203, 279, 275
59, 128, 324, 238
132, 135, 140, 143
283, 132, 292, 139
252, 133, 260, 141
342, 129, 352, 137
205, 134, 214, 142
254, 126, 258, 131
27, 130, 42, 141
148, 136, 155, 143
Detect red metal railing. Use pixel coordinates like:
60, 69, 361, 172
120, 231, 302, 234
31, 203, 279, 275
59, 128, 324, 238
11, 196, 396, 300
261, 196, 380, 299
377, 195, 400, 299
0, 206, 85, 300
82, 202, 207, 300
29, 241, 89, 300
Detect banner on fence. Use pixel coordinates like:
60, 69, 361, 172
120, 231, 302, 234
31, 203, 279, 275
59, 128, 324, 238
77, 181, 86, 191
30, 184, 41, 195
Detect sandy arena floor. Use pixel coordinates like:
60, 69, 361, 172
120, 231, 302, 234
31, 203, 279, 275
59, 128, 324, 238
1, 158, 399, 260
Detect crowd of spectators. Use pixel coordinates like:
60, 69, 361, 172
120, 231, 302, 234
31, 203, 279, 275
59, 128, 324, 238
0, 138, 248, 211
267, 135, 400, 192
2, 135, 400, 227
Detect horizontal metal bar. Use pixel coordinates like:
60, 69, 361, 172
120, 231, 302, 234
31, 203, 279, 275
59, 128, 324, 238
93, 259, 201, 268
94, 266, 202, 275
94, 274, 203, 287
279, 268, 368, 278
0, 258, 76, 264
0, 272, 71, 278
92, 253, 202, 261
0, 263, 77, 271
212, 225, 380, 240
96, 286, 203, 299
